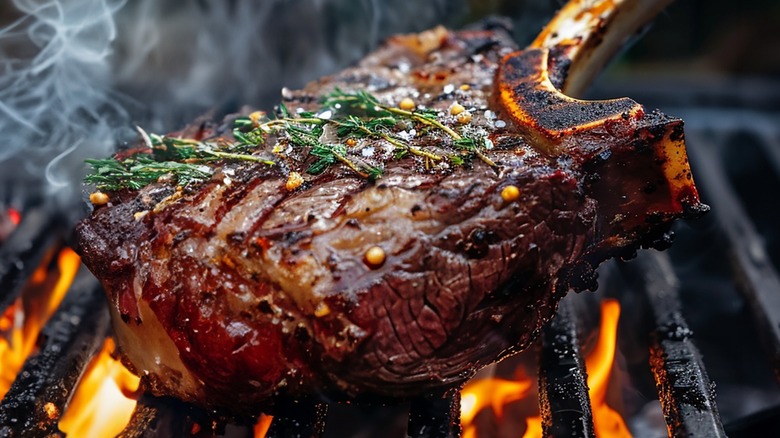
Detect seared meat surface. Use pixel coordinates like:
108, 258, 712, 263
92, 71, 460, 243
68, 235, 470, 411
76, 21, 703, 415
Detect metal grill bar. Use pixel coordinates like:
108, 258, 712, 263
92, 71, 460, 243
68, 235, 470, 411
686, 135, 780, 380
623, 251, 726, 438
119, 395, 194, 438
0, 207, 62, 314
538, 298, 595, 438
407, 391, 462, 438
0, 268, 109, 437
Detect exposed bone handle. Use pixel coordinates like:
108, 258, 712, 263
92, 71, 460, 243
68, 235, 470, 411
531, 0, 675, 97
495, 0, 702, 243
497, 0, 678, 156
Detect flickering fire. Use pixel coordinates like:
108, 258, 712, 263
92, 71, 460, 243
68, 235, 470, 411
0, 245, 140, 437
58, 337, 140, 436
461, 299, 631, 438
582, 300, 631, 437
461, 374, 534, 438
254, 414, 274, 437
0, 247, 80, 398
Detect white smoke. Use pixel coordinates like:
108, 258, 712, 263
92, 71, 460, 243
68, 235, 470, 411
0, 0, 465, 216
111, 0, 465, 128
0, 0, 129, 206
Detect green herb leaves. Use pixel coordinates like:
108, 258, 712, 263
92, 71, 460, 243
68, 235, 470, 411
85, 88, 494, 191
85, 126, 275, 191
84, 156, 212, 191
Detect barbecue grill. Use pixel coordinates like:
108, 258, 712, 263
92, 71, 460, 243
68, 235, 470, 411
1, 0, 779, 437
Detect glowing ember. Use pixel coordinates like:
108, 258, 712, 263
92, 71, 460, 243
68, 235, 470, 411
461, 299, 631, 438
58, 337, 140, 437
0, 248, 80, 398
7, 209, 20, 226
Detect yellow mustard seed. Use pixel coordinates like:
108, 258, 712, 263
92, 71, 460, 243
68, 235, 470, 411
315, 302, 331, 317
364, 246, 386, 269
501, 185, 521, 202
450, 103, 465, 116
286, 171, 304, 191
460, 84, 471, 91
398, 97, 416, 111
456, 111, 472, 124
249, 111, 265, 125
89, 191, 109, 206
346, 138, 358, 147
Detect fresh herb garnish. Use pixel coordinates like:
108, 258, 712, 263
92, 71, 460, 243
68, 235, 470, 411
86, 89, 494, 191
84, 156, 213, 191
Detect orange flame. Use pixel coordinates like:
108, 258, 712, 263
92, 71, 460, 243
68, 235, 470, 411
523, 299, 629, 438
461, 299, 631, 438
0, 247, 80, 398
461, 374, 534, 438
58, 337, 140, 437
0, 247, 140, 437
583, 299, 631, 437
254, 414, 274, 438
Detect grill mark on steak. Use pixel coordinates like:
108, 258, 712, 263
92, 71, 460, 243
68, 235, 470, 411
213, 170, 268, 228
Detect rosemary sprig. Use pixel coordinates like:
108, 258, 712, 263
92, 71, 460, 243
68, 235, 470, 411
257, 112, 440, 174
85, 127, 275, 191
85, 156, 213, 191
323, 88, 457, 137
322, 88, 494, 166
329, 116, 443, 162
454, 136, 497, 167
86, 88, 496, 192
309, 143, 381, 179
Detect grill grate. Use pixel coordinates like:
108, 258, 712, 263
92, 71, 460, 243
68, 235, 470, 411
622, 251, 726, 437
685, 129, 780, 380
537, 299, 594, 437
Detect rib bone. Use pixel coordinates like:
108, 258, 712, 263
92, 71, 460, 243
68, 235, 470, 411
497, 0, 700, 216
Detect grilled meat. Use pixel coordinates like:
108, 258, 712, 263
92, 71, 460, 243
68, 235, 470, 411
76, 0, 704, 415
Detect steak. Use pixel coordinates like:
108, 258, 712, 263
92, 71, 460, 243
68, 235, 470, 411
76, 0, 704, 416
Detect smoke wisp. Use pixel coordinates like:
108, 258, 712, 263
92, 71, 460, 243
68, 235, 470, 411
0, 0, 130, 203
